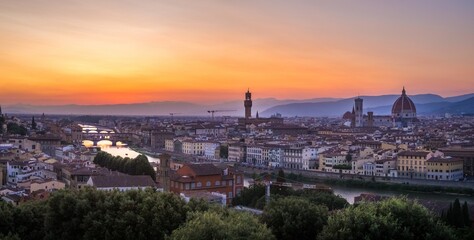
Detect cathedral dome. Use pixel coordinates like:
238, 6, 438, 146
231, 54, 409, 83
342, 111, 353, 120
392, 87, 416, 118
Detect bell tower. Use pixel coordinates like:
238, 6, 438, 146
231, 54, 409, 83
244, 89, 252, 119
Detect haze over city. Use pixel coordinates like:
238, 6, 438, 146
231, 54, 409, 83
1, 0, 473, 105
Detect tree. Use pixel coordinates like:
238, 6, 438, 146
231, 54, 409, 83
345, 153, 352, 162
318, 197, 455, 240
262, 197, 328, 240
31, 117, 37, 130
219, 145, 228, 159
462, 201, 470, 227
299, 191, 348, 211
6, 123, 27, 136
276, 169, 285, 183
444, 199, 471, 229
170, 209, 274, 240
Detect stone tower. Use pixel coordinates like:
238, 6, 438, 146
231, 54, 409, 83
354, 97, 363, 127
159, 153, 171, 192
244, 89, 252, 119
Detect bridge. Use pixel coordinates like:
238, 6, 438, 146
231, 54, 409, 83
82, 132, 133, 146
79, 124, 131, 146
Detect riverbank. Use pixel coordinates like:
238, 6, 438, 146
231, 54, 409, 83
243, 169, 474, 196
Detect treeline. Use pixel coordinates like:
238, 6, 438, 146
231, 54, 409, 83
232, 184, 348, 211
324, 178, 474, 195
442, 198, 471, 228
93, 151, 156, 180
0, 189, 273, 240
0, 188, 472, 240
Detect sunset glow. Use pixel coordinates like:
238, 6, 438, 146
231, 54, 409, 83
1, 0, 473, 105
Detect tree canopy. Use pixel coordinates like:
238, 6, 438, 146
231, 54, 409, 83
94, 151, 156, 180
318, 197, 456, 240
170, 209, 274, 240
262, 197, 328, 240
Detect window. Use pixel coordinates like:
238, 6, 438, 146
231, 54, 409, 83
215, 181, 220, 186
236, 176, 241, 184
228, 180, 233, 186
228, 192, 233, 198
185, 183, 190, 190
191, 183, 195, 189
197, 182, 202, 188
206, 181, 211, 187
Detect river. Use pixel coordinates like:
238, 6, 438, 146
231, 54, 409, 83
94, 144, 474, 205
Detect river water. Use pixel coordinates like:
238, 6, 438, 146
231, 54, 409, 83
96, 145, 474, 205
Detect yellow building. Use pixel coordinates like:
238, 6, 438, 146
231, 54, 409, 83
396, 151, 430, 179
426, 157, 464, 181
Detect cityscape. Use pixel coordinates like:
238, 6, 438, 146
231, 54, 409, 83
1, 1, 474, 240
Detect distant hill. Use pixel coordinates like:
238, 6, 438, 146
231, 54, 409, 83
3, 94, 473, 117
261, 94, 474, 117
260, 94, 443, 117
431, 97, 474, 114
3, 97, 341, 116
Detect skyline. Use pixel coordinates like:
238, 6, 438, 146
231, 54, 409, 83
1, 0, 473, 105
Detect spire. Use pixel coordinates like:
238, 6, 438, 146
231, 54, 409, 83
352, 106, 355, 114
256, 111, 259, 118
402, 86, 406, 95
0, 105, 2, 115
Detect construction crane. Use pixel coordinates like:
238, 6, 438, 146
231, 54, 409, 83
169, 113, 181, 122
207, 110, 236, 120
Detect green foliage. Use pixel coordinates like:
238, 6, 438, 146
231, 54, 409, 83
6, 122, 27, 136
345, 153, 352, 162
276, 169, 285, 183
219, 145, 228, 159
232, 184, 266, 208
262, 197, 328, 240
443, 198, 471, 228
44, 189, 188, 240
170, 209, 275, 240
94, 151, 156, 180
31, 117, 37, 130
233, 184, 348, 211
318, 197, 456, 240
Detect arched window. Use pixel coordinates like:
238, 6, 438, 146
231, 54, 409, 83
206, 181, 211, 187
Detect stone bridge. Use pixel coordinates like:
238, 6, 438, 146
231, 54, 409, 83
82, 132, 132, 146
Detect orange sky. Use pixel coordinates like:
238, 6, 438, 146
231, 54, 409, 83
0, 0, 473, 105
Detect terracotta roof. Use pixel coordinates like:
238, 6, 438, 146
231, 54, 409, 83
392, 87, 416, 114
397, 151, 429, 157
186, 163, 222, 176
90, 175, 156, 188
426, 157, 463, 163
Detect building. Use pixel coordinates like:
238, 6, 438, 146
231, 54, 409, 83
392, 87, 417, 127
344, 87, 416, 128
238, 89, 283, 128
170, 163, 243, 205
396, 151, 443, 179
426, 157, 464, 181
228, 143, 246, 162
439, 147, 474, 177
244, 89, 252, 119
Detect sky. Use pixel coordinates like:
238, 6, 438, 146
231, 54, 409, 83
0, 0, 473, 105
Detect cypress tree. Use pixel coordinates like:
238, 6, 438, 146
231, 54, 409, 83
31, 116, 37, 130
453, 198, 464, 227
462, 201, 471, 227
